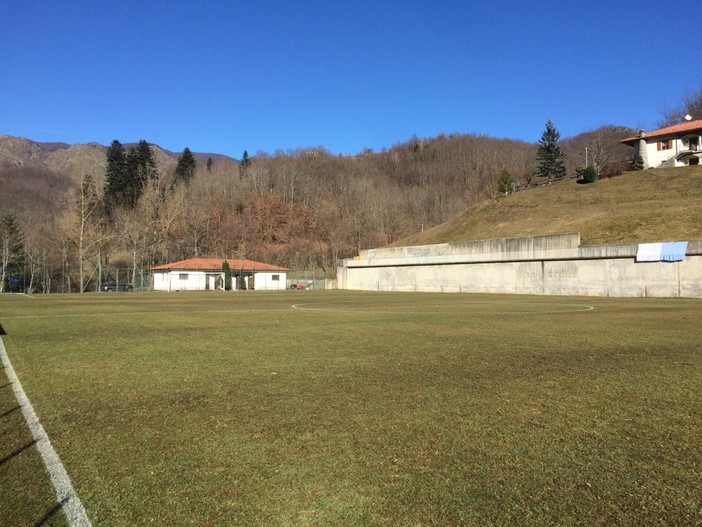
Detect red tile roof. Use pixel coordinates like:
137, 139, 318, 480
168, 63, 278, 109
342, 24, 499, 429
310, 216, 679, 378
621, 119, 702, 144
152, 257, 288, 272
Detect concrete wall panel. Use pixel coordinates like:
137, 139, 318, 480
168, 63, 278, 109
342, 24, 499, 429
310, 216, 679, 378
339, 234, 702, 298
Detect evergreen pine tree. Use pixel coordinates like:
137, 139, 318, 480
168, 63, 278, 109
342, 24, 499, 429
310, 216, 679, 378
125, 148, 141, 208
222, 260, 232, 291
104, 140, 128, 211
497, 169, 514, 196
206, 157, 213, 172
536, 120, 566, 180
239, 150, 250, 177
133, 140, 157, 186
125, 140, 157, 207
173, 147, 197, 185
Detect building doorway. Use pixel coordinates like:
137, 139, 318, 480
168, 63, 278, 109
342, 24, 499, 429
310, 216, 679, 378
205, 274, 221, 290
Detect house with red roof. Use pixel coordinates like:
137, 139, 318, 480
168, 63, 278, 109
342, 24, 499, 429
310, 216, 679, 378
151, 257, 289, 291
620, 119, 702, 169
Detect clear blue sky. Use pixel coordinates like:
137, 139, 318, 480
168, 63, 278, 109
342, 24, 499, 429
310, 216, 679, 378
1, 1, 699, 157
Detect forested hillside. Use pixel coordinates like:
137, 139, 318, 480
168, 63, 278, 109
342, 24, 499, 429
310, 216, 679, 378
0, 125, 633, 292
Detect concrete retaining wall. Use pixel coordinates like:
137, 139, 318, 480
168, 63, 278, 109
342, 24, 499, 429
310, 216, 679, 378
337, 234, 702, 298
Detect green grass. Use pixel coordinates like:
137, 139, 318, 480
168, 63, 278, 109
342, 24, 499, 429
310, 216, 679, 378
395, 165, 702, 247
1, 291, 702, 526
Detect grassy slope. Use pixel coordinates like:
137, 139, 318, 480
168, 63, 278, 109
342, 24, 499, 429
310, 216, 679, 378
394, 166, 702, 247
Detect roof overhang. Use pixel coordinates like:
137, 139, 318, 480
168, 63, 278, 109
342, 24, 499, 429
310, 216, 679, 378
621, 119, 702, 145
152, 257, 289, 273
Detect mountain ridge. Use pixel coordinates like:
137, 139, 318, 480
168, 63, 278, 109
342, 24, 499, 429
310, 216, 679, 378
0, 134, 238, 181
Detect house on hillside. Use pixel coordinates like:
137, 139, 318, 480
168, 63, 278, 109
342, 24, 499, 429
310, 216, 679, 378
620, 119, 702, 169
152, 258, 288, 291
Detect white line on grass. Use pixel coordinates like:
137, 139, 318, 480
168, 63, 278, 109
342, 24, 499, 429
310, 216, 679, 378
0, 337, 92, 527
2, 307, 294, 319
292, 301, 595, 314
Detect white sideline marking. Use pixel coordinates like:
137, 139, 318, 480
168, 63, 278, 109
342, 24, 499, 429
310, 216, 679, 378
2, 307, 293, 319
0, 337, 92, 527
292, 301, 595, 314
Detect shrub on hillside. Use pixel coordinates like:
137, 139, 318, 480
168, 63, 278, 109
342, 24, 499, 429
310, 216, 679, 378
583, 166, 598, 183
497, 169, 514, 196
600, 160, 628, 178
575, 165, 587, 180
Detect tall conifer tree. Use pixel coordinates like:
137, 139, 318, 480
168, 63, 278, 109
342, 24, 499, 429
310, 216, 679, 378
222, 260, 232, 291
125, 140, 157, 207
536, 120, 566, 180
239, 150, 250, 177
173, 147, 197, 185
104, 139, 128, 211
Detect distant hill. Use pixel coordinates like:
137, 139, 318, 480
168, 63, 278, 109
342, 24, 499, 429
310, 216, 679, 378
0, 165, 73, 219
392, 166, 702, 247
0, 135, 238, 183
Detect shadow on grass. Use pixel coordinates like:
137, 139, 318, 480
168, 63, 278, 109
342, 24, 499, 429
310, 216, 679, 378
34, 497, 69, 527
0, 439, 37, 467
1, 404, 21, 418
0, 382, 12, 389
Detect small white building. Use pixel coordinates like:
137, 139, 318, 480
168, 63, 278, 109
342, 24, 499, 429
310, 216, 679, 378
152, 258, 288, 291
621, 119, 702, 169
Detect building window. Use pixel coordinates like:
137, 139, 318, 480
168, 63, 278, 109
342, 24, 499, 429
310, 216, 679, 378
658, 139, 672, 150
272, 274, 280, 281
179, 273, 188, 280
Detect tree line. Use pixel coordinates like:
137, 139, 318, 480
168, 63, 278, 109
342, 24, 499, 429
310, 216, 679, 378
0, 117, 652, 292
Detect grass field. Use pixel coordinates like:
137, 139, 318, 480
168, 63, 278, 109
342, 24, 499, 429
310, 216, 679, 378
1, 290, 701, 526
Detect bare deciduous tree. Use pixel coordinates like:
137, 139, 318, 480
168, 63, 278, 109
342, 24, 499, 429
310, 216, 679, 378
56, 174, 112, 292
660, 86, 702, 126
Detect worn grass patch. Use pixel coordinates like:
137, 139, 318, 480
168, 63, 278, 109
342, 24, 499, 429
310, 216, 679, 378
1, 291, 701, 526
